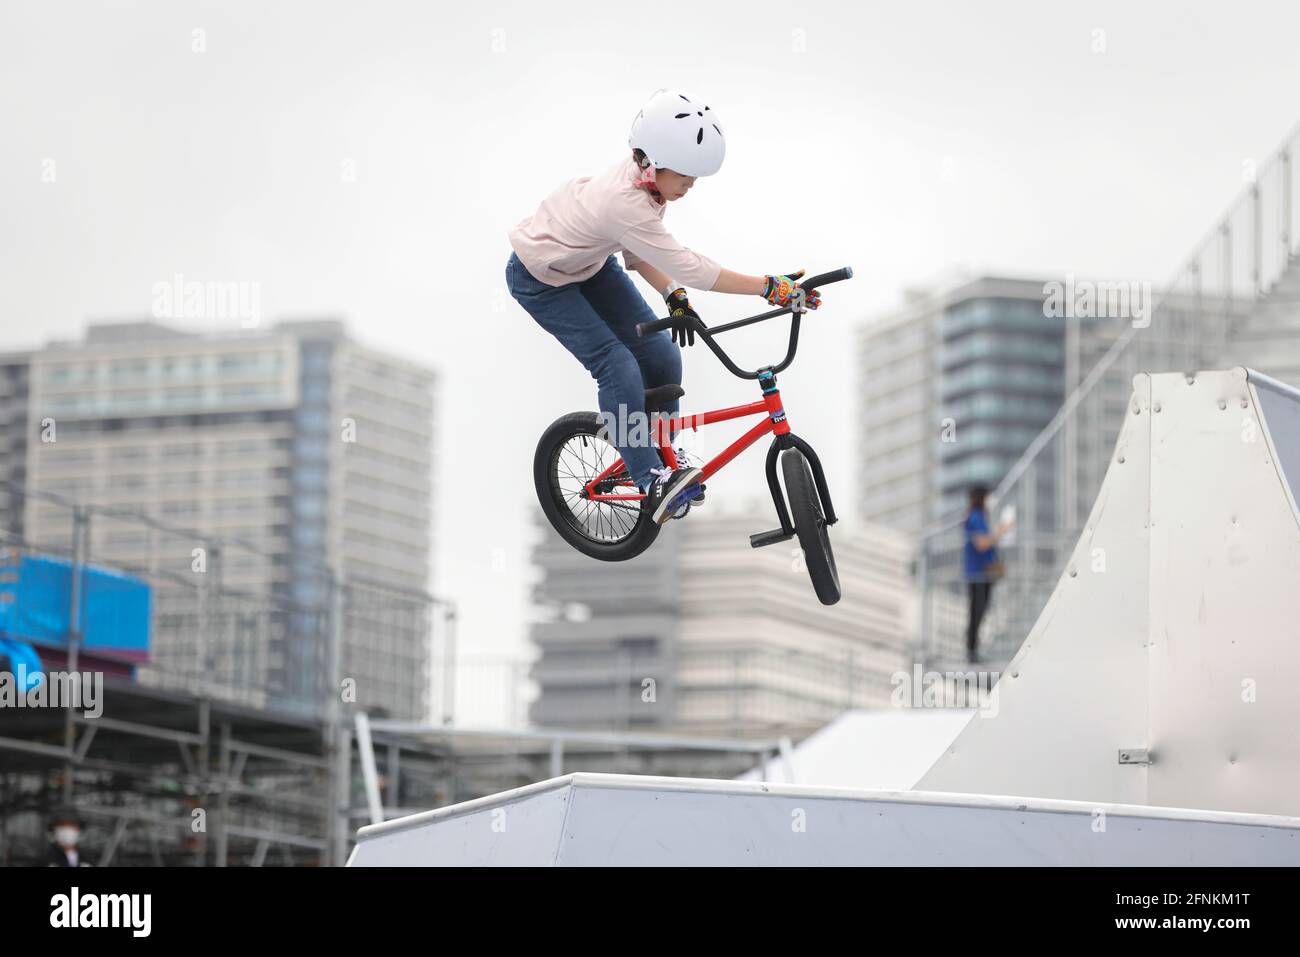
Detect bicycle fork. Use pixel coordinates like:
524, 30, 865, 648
750, 368, 839, 549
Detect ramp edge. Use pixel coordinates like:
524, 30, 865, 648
354, 771, 1300, 847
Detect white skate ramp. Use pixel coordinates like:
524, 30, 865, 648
920, 368, 1300, 817
348, 772, 1300, 866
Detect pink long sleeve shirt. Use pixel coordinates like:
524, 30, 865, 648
509, 157, 722, 291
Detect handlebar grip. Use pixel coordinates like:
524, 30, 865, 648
799, 266, 854, 289
636, 316, 676, 338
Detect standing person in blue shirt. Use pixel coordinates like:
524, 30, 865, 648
964, 485, 1013, 663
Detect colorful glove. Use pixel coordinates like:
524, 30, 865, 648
664, 287, 702, 347
762, 269, 821, 311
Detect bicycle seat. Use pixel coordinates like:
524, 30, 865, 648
644, 384, 685, 413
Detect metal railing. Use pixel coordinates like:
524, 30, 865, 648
917, 120, 1300, 665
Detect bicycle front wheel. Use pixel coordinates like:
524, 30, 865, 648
534, 412, 661, 562
782, 449, 841, 605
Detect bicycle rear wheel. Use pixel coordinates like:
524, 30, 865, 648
534, 412, 661, 562
781, 449, 841, 605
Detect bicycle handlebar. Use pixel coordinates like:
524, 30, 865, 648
800, 265, 855, 289
634, 267, 854, 339
634, 265, 855, 379
634, 316, 679, 337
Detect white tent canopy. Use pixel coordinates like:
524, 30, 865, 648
738, 709, 973, 790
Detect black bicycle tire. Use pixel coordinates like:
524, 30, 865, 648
533, 411, 661, 562
781, 449, 841, 605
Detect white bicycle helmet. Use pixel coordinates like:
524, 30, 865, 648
628, 89, 726, 178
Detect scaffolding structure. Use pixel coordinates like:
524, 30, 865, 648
0, 477, 446, 865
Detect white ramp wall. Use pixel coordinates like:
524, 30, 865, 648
921, 368, 1300, 817
348, 773, 1300, 866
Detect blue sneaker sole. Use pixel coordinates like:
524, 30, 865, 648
651, 468, 703, 523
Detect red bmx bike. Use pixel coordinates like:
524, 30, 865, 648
533, 267, 854, 605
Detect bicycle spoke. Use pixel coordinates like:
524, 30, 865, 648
553, 430, 646, 544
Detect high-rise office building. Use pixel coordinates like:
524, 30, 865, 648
0, 351, 31, 541
20, 319, 436, 718
858, 277, 1066, 534
529, 511, 915, 737
854, 289, 940, 534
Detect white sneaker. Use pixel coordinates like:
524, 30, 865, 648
646, 466, 704, 523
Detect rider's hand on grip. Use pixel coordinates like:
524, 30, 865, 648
664, 287, 703, 347
763, 269, 822, 311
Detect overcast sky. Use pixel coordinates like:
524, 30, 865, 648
4, 0, 1300, 702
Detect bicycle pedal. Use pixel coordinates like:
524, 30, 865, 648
750, 528, 795, 548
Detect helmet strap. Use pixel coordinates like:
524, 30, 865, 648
632, 156, 664, 204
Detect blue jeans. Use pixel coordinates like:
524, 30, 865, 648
507, 252, 681, 488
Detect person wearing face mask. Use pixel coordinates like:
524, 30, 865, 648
46, 807, 89, 867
